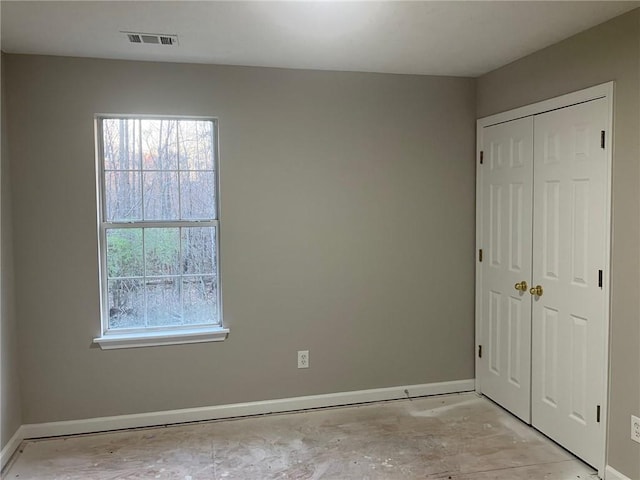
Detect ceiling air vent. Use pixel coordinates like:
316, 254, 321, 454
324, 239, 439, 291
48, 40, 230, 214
122, 32, 179, 46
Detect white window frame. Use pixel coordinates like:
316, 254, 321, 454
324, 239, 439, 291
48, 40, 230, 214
93, 115, 228, 349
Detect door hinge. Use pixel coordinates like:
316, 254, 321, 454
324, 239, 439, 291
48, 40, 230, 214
479, 249, 483, 262
480, 151, 484, 165
601, 131, 605, 149
478, 345, 482, 358
597, 405, 601, 423
598, 269, 603, 289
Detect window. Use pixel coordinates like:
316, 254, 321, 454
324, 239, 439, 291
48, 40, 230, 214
93, 117, 227, 349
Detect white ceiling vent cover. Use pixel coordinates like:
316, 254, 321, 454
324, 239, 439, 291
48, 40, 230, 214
122, 32, 178, 46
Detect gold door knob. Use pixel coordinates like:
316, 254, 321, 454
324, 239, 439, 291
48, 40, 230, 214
529, 285, 543, 296
514, 281, 528, 292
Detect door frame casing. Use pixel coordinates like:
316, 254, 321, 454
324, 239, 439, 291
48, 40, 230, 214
475, 82, 614, 477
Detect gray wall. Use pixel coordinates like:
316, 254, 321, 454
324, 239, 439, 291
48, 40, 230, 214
4, 55, 476, 425
477, 9, 640, 479
1, 53, 22, 450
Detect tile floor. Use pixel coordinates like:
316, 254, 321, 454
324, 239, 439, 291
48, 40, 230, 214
3, 393, 597, 479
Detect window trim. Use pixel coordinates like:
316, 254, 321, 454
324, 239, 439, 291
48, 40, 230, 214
93, 326, 229, 350
93, 115, 226, 349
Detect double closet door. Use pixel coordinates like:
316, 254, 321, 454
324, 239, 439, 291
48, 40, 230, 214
478, 98, 608, 468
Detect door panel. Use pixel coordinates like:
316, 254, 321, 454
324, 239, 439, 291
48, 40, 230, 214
480, 117, 534, 423
531, 98, 607, 467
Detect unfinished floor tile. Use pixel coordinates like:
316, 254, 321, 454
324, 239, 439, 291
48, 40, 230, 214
4, 393, 596, 480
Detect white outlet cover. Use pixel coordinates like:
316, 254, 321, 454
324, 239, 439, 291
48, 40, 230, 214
632, 415, 640, 444
297, 350, 309, 369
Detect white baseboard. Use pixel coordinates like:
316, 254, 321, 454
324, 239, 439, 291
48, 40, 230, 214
2, 379, 473, 470
19, 379, 474, 442
0, 426, 25, 472
605, 465, 633, 480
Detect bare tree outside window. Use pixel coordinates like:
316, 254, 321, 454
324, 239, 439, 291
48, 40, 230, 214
98, 117, 220, 333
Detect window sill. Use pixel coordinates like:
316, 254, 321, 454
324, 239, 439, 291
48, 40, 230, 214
93, 327, 229, 350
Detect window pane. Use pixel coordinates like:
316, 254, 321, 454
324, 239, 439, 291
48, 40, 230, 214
105, 171, 142, 221
100, 117, 221, 333
146, 277, 181, 327
144, 228, 180, 276
143, 172, 179, 220
178, 120, 214, 170
106, 229, 143, 277
108, 279, 145, 329
183, 276, 217, 325
180, 171, 216, 219
141, 119, 178, 170
103, 119, 141, 171
181, 227, 216, 275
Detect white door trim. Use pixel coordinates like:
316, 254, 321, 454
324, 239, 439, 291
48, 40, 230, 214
475, 81, 613, 478
478, 83, 612, 128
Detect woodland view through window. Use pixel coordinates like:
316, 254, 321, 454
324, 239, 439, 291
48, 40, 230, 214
97, 117, 220, 334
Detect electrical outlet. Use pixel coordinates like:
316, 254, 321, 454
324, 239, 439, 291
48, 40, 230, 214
297, 350, 309, 369
632, 415, 640, 444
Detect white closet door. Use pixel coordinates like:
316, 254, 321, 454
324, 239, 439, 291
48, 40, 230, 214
480, 117, 534, 422
531, 98, 607, 467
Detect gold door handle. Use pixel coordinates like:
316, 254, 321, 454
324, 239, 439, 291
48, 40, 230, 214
514, 281, 528, 292
529, 285, 543, 296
